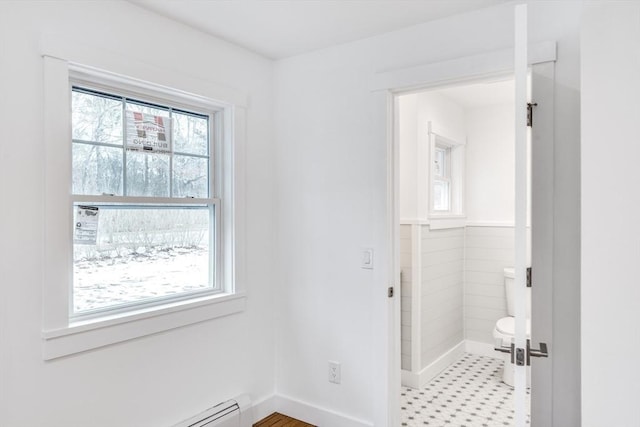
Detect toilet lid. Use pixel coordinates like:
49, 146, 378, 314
496, 317, 531, 336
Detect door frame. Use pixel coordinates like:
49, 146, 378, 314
375, 42, 557, 426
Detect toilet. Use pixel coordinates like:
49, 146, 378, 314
493, 267, 531, 387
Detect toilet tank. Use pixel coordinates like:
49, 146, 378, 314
504, 267, 531, 318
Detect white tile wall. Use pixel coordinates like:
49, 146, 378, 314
399, 224, 412, 370
464, 226, 514, 344
420, 226, 464, 368
400, 224, 518, 374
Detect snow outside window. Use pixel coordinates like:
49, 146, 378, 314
71, 87, 220, 319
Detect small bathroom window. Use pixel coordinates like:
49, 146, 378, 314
433, 145, 451, 211
429, 129, 464, 217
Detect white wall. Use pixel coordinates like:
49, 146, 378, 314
399, 91, 466, 221
398, 96, 419, 223
581, 2, 640, 425
0, 2, 276, 426
275, 1, 581, 426
465, 103, 515, 224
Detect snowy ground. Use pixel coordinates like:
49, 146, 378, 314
73, 247, 210, 313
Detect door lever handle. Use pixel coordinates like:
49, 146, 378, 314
527, 340, 549, 365
494, 344, 512, 354
494, 343, 515, 364
495, 341, 549, 366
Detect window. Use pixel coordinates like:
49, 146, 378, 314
42, 56, 246, 360
71, 87, 219, 318
429, 129, 465, 217
432, 145, 451, 212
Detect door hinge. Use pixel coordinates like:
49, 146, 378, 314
527, 102, 538, 127
526, 267, 532, 288
388, 287, 394, 298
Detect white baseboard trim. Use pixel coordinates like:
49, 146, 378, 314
251, 394, 277, 425
274, 394, 373, 427
465, 339, 502, 359
401, 369, 419, 389
401, 341, 465, 389
252, 394, 373, 427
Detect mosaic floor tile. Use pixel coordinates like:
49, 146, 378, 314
400, 353, 530, 427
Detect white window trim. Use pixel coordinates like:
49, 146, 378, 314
428, 122, 465, 222
42, 56, 246, 360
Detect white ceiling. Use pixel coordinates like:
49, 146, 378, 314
128, 0, 507, 59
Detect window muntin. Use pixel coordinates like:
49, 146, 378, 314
71, 86, 219, 318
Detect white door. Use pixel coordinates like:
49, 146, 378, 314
513, 4, 550, 426
492, 7, 532, 425
512, 4, 529, 426
512, 5, 530, 426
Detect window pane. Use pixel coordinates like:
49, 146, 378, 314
72, 144, 123, 195
434, 147, 445, 177
173, 155, 209, 198
173, 112, 208, 155
126, 151, 170, 197
73, 206, 213, 313
433, 180, 450, 211
72, 91, 123, 144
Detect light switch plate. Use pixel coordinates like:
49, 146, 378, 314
361, 248, 373, 269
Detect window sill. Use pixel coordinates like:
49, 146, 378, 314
428, 214, 467, 230
42, 292, 246, 360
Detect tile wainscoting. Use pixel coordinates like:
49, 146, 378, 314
400, 224, 526, 386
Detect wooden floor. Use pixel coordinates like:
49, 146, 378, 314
253, 412, 316, 427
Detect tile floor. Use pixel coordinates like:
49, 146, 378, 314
400, 353, 530, 427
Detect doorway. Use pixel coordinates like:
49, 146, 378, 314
395, 76, 532, 426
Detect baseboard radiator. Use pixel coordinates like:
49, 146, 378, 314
173, 394, 252, 427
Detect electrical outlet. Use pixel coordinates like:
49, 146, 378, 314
328, 361, 341, 384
